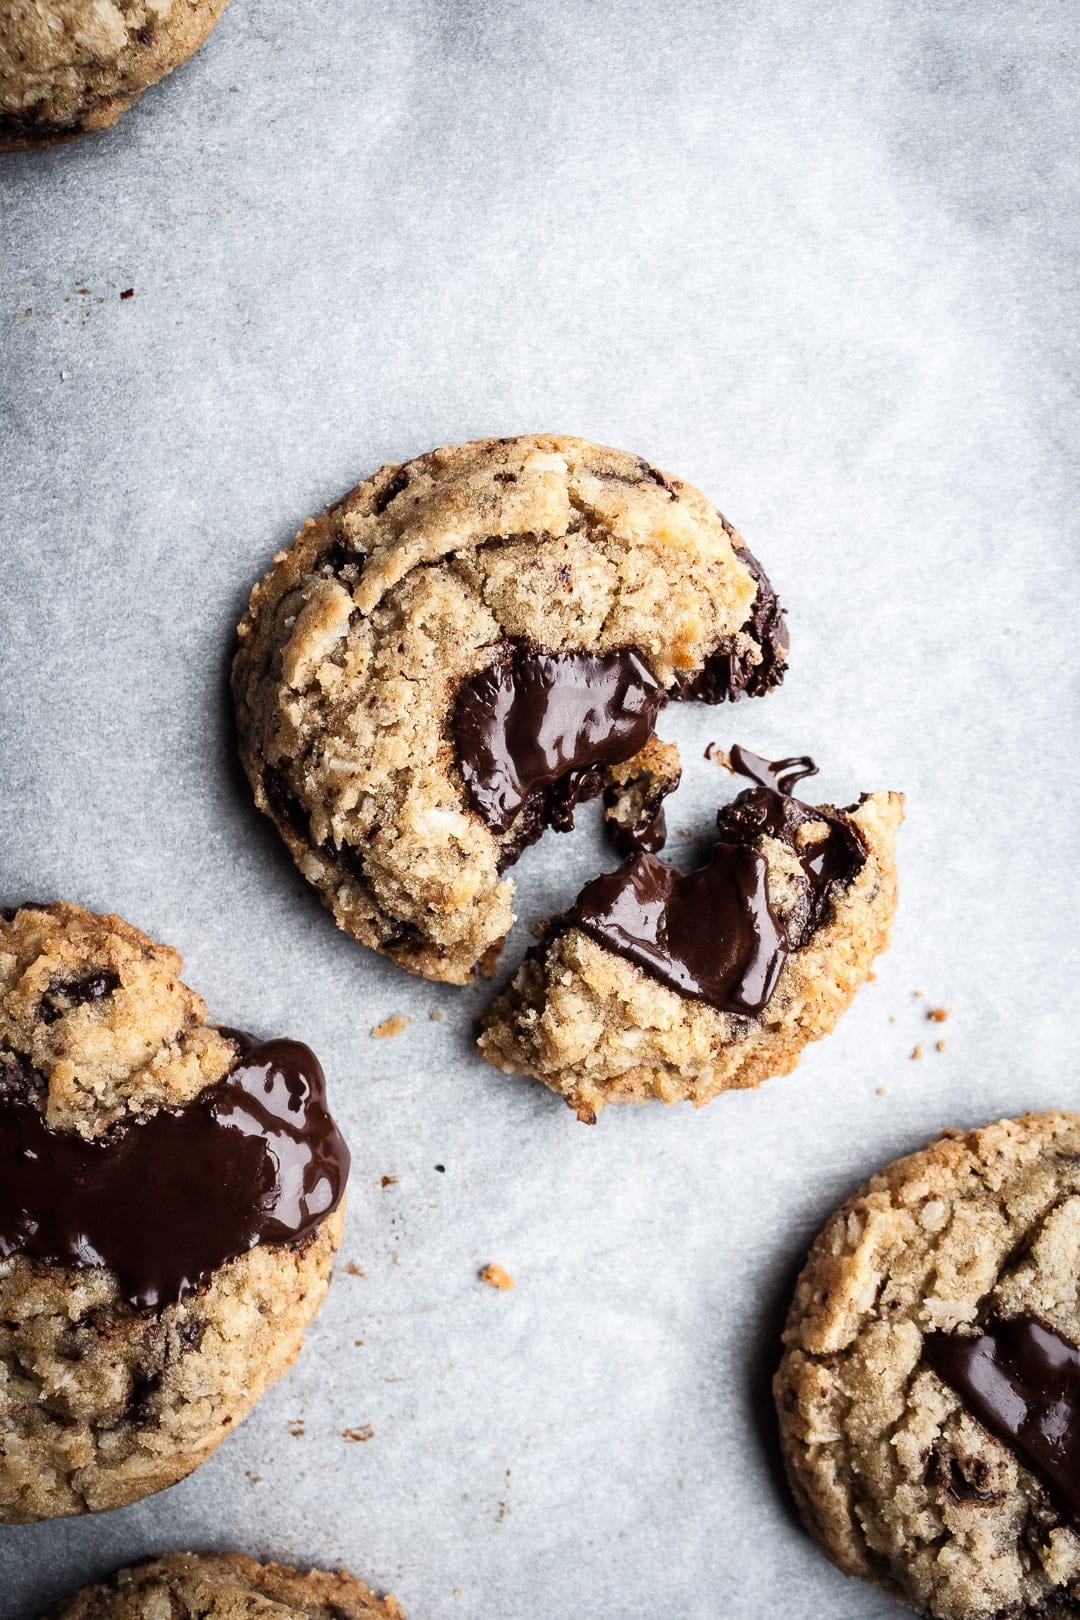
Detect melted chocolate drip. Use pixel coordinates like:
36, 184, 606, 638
568, 844, 786, 1015
452, 644, 663, 836
676, 544, 789, 703
925, 1316, 1080, 1525
0, 1031, 350, 1310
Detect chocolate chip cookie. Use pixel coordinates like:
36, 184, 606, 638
0, 901, 349, 1522
478, 748, 901, 1120
775, 1111, 1080, 1619
0, 0, 229, 149
49, 1552, 403, 1618
232, 434, 788, 985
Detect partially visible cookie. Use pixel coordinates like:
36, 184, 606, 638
478, 749, 901, 1120
0, 901, 350, 1523
0, 0, 229, 149
49, 1552, 403, 1618
233, 434, 788, 985
775, 1111, 1080, 1620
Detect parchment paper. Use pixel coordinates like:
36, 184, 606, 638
1, 2, 1078, 1615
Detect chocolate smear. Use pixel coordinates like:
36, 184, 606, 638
0, 1031, 349, 1310
925, 1316, 1080, 1525
453, 644, 662, 836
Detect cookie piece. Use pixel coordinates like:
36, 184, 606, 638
602, 735, 682, 855
478, 748, 901, 1120
50, 1552, 403, 1618
775, 1112, 1080, 1620
232, 434, 787, 985
0, 0, 228, 149
0, 901, 349, 1523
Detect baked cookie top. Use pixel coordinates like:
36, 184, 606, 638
0, 0, 229, 148
50, 1552, 404, 1619
0, 902, 349, 1521
775, 1111, 1080, 1620
479, 749, 901, 1119
233, 434, 788, 984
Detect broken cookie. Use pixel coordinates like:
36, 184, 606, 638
477, 748, 901, 1120
602, 735, 682, 855
233, 435, 787, 984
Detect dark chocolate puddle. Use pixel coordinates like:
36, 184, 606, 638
0, 1031, 350, 1310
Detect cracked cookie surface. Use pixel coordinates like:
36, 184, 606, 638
0, 901, 345, 1523
775, 1112, 1080, 1620
50, 1552, 404, 1618
478, 768, 901, 1119
232, 434, 787, 985
0, 0, 229, 148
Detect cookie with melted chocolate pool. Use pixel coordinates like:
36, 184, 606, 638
478, 749, 901, 1119
232, 434, 788, 985
776, 1112, 1080, 1620
50, 1552, 403, 1619
0, 902, 349, 1523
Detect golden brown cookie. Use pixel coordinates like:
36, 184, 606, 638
479, 750, 901, 1120
775, 1112, 1080, 1619
0, 0, 229, 149
0, 901, 349, 1523
49, 1552, 404, 1618
232, 434, 788, 985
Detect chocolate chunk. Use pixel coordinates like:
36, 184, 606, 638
314, 539, 365, 578
371, 468, 409, 514
262, 765, 310, 840
722, 745, 866, 945
452, 643, 663, 836
568, 844, 786, 1015
0, 1032, 349, 1310
925, 1316, 1080, 1525
39, 970, 120, 1025
677, 544, 788, 703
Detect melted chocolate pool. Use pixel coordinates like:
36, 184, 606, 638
0, 1031, 350, 1310
453, 644, 663, 835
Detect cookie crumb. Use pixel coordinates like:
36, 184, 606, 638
343, 1260, 365, 1277
876, 1086, 886, 1096
927, 1007, 951, 1023
911, 1044, 923, 1060
380, 1175, 397, 1188
936, 1039, 947, 1053
287, 1420, 305, 1438
480, 1264, 515, 1290
372, 1015, 411, 1039
434, 1163, 446, 1173
704, 741, 728, 764
430, 1010, 444, 1022
343, 1425, 374, 1443
120, 287, 135, 300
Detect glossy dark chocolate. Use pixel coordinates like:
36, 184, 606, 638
453, 644, 663, 835
676, 544, 789, 703
606, 805, 669, 857
568, 843, 786, 1014
0, 1031, 349, 1310
925, 1316, 1080, 1524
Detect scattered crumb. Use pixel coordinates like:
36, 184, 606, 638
429, 1009, 444, 1022
372, 1015, 411, 1039
343, 1261, 365, 1277
381, 1175, 398, 1188
913, 989, 924, 998
343, 1425, 374, 1443
434, 1163, 446, 1173
927, 1007, 951, 1023
119, 287, 135, 300
936, 1039, 947, 1053
354, 1339, 365, 1347
480, 1264, 515, 1291
876, 1086, 886, 1096
60, 369, 69, 380
888, 1015, 897, 1024
244, 1471, 262, 1485
287, 1421, 305, 1438
911, 1044, 923, 1061
704, 741, 728, 764
453, 1592, 464, 1601
866, 969, 876, 982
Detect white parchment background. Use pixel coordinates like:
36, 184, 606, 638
1, 2, 1078, 1615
